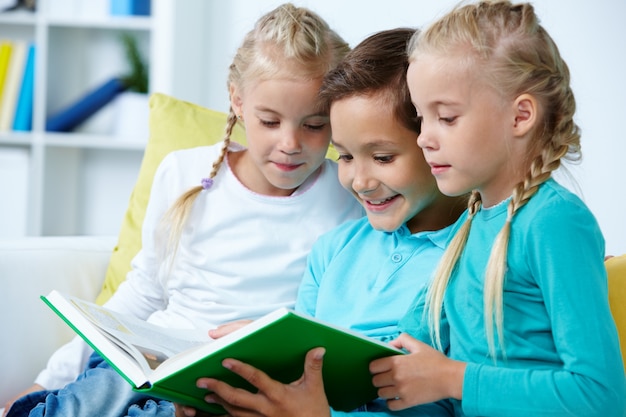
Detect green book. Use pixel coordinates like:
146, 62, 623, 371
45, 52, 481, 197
42, 290, 403, 414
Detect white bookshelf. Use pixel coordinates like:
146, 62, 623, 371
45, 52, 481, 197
0, 0, 207, 236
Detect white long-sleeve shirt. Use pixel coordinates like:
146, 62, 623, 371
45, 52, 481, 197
36, 142, 363, 389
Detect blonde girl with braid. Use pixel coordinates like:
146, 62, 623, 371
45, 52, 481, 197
3, 4, 363, 417
369, 1, 626, 416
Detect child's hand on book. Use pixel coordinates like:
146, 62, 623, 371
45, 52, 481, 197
195, 347, 331, 417
369, 333, 466, 410
208, 320, 253, 339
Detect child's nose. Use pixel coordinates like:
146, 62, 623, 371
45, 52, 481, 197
417, 129, 435, 150
352, 165, 376, 194
279, 128, 302, 154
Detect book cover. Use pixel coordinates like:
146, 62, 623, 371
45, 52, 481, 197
42, 291, 403, 414
0, 40, 26, 132
12, 42, 35, 131
0, 41, 12, 105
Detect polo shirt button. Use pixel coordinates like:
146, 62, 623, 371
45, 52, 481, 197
391, 253, 402, 263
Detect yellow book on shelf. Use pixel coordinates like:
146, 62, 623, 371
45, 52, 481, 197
0, 41, 14, 113
0, 40, 26, 132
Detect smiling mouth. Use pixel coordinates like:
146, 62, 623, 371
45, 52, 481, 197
365, 195, 397, 206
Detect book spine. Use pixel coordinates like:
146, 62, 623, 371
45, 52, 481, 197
12, 43, 35, 131
110, 0, 151, 16
0, 41, 13, 108
0, 41, 26, 132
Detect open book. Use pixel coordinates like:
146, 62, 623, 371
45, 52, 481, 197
42, 290, 403, 413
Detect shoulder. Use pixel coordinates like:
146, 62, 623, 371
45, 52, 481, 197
156, 141, 245, 180
517, 178, 604, 257
314, 217, 370, 248
521, 179, 598, 228
160, 141, 242, 166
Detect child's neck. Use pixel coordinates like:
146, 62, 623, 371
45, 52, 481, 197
406, 195, 467, 234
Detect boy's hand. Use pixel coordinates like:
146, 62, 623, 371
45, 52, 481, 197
196, 347, 331, 417
369, 333, 466, 410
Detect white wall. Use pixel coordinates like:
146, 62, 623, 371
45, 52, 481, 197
188, 0, 626, 256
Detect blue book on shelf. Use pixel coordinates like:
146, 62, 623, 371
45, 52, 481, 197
110, 0, 151, 16
12, 43, 35, 132
46, 77, 127, 132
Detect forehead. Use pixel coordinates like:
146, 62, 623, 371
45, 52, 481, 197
244, 76, 322, 101
330, 95, 417, 149
407, 53, 483, 104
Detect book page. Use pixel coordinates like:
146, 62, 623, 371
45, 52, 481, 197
69, 297, 210, 369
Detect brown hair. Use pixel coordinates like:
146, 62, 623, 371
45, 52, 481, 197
319, 27, 420, 134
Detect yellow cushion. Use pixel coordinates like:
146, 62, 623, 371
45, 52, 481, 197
95, 93, 246, 304
606, 254, 626, 370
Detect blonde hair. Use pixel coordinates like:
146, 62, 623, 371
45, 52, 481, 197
412, 1, 581, 360
159, 3, 349, 270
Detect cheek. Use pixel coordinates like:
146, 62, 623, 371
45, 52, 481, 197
337, 164, 352, 191
310, 131, 332, 151
404, 159, 438, 196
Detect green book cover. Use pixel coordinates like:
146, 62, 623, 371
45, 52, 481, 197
42, 290, 403, 414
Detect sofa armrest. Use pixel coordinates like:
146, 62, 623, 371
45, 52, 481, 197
0, 236, 116, 406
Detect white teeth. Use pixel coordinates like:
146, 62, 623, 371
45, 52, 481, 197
369, 197, 394, 205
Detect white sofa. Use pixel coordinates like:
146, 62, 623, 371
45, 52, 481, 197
0, 236, 117, 409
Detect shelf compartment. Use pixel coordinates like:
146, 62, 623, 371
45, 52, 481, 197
43, 132, 147, 151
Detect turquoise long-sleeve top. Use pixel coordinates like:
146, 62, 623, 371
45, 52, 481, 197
400, 179, 626, 417
295, 216, 451, 416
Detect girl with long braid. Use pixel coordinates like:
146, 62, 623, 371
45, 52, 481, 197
369, 1, 625, 416
3, 4, 362, 417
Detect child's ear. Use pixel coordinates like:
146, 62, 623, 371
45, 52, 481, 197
512, 93, 537, 137
229, 83, 243, 116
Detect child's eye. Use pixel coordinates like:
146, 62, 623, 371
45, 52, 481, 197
439, 116, 457, 124
337, 154, 353, 162
374, 155, 394, 164
260, 119, 279, 127
304, 123, 327, 131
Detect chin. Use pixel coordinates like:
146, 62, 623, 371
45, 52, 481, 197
368, 219, 401, 233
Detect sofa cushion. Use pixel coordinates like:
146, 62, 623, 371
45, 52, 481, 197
0, 236, 115, 406
95, 93, 246, 304
606, 254, 626, 369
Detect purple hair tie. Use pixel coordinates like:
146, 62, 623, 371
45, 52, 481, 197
201, 177, 214, 190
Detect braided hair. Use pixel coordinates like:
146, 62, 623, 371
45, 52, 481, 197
410, 0, 580, 360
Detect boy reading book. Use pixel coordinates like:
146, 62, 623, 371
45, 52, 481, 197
175, 28, 466, 417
